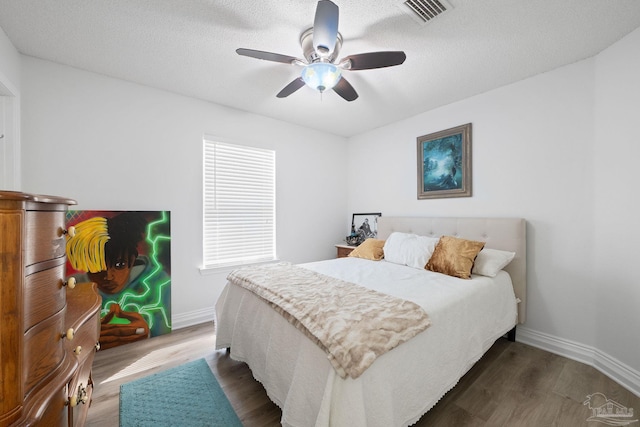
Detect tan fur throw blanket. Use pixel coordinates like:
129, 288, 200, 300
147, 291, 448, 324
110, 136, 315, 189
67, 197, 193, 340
227, 263, 431, 379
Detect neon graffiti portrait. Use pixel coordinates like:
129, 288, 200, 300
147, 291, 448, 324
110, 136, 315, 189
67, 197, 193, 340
66, 210, 171, 350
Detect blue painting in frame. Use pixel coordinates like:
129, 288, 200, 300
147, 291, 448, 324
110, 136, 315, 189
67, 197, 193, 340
417, 123, 472, 199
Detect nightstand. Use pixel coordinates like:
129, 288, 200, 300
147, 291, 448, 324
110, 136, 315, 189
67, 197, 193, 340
335, 244, 356, 258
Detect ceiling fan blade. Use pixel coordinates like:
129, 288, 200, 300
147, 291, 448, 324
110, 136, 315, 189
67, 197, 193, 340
276, 78, 306, 98
313, 0, 339, 56
333, 77, 358, 102
341, 51, 407, 70
236, 48, 300, 65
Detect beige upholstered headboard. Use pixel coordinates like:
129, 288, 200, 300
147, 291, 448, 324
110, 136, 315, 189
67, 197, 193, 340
377, 217, 527, 324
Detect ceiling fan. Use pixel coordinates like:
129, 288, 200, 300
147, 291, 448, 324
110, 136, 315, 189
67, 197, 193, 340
236, 0, 406, 101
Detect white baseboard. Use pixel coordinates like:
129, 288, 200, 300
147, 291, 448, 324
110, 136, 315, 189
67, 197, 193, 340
517, 326, 640, 397
171, 306, 216, 330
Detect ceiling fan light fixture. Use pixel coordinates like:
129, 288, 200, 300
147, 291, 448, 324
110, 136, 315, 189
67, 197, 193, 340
237, 1, 406, 101
301, 62, 342, 93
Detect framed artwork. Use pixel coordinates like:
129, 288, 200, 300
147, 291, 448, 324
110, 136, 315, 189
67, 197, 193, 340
417, 123, 472, 199
65, 210, 171, 350
350, 212, 382, 243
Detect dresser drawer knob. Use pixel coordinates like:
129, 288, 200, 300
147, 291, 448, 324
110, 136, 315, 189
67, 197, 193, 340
74, 345, 82, 355
68, 383, 88, 407
62, 225, 76, 237
63, 328, 75, 340
64, 277, 77, 289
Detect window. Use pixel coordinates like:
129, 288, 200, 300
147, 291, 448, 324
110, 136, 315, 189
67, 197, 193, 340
203, 139, 276, 269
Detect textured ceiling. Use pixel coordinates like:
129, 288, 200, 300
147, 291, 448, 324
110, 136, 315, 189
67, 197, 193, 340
1, 0, 640, 137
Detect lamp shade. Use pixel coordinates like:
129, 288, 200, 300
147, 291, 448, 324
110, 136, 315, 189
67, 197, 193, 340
301, 63, 342, 93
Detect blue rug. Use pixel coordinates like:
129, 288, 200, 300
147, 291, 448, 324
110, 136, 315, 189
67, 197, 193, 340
120, 358, 242, 427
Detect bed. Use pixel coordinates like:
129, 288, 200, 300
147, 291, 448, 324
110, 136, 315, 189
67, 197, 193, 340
215, 217, 526, 426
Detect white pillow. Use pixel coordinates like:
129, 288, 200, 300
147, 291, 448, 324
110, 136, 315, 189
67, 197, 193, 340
472, 248, 516, 277
383, 232, 440, 269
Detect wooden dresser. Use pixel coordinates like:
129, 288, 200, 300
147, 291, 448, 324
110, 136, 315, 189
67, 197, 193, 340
0, 191, 101, 427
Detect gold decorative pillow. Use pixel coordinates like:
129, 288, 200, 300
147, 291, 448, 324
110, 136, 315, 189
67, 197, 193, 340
348, 238, 385, 261
426, 236, 485, 279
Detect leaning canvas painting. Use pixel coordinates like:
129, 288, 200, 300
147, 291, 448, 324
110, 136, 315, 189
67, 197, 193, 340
65, 210, 172, 350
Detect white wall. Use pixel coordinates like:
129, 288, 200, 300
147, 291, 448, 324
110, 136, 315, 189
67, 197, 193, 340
19, 56, 348, 327
347, 28, 639, 390
593, 28, 640, 380
0, 24, 21, 190
0, 25, 20, 91
348, 58, 597, 343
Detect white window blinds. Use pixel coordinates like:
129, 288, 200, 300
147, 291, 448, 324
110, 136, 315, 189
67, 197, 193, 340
203, 139, 276, 268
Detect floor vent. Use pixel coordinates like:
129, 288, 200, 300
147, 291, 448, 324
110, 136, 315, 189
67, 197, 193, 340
399, 0, 453, 25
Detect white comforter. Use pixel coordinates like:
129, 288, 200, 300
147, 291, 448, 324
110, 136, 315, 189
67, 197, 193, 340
215, 257, 517, 427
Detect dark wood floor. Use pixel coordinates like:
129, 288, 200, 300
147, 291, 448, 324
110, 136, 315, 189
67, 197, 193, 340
86, 322, 639, 426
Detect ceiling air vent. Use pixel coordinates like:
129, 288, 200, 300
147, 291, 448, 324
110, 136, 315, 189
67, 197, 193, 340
399, 0, 453, 25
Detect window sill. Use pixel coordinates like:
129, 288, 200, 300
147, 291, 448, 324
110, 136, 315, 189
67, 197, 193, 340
199, 258, 280, 276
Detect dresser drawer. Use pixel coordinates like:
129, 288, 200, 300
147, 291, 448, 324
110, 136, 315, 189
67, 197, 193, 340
21, 357, 76, 427
65, 284, 101, 427
31, 381, 70, 427
68, 356, 95, 427
68, 380, 93, 427
24, 262, 67, 331
23, 308, 66, 396
64, 308, 100, 364
65, 282, 102, 357
25, 210, 68, 266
